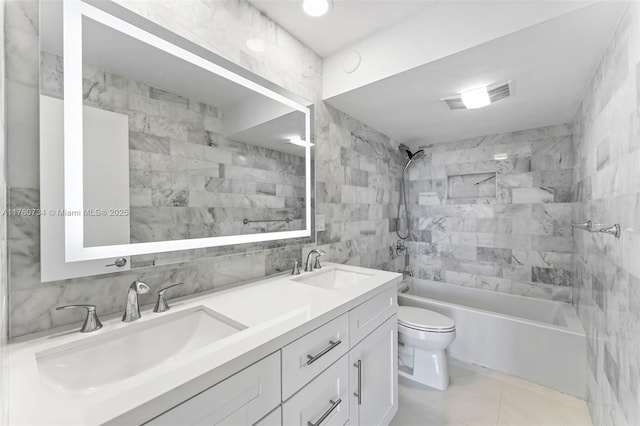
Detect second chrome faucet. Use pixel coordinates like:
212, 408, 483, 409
304, 249, 326, 272
123, 280, 150, 322
123, 280, 185, 322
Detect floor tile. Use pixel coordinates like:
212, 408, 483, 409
393, 360, 592, 426
497, 382, 592, 426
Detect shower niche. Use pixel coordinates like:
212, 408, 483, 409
447, 172, 497, 200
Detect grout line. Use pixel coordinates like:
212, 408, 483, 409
495, 382, 504, 426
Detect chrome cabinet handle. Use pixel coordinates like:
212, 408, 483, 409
353, 360, 362, 405
153, 283, 184, 313
306, 339, 342, 365
56, 304, 103, 333
105, 257, 127, 267
307, 398, 342, 426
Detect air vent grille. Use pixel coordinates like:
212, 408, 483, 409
489, 82, 511, 102
442, 98, 466, 110
441, 81, 512, 110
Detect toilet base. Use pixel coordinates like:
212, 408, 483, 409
399, 346, 450, 390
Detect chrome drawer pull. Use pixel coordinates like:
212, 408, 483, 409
306, 339, 342, 365
307, 398, 342, 426
353, 360, 362, 405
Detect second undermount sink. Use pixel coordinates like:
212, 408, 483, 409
36, 306, 245, 395
293, 268, 373, 290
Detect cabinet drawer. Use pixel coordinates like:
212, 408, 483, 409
146, 352, 281, 426
255, 406, 282, 426
349, 288, 397, 347
282, 313, 349, 399
283, 355, 350, 426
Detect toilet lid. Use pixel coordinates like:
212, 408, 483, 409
398, 306, 455, 332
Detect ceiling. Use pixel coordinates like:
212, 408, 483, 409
324, 2, 625, 145
247, 0, 431, 57
249, 1, 625, 146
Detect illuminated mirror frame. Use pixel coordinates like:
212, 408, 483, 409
63, 1, 312, 261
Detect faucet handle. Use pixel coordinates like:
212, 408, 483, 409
153, 283, 184, 313
291, 261, 301, 275
313, 250, 326, 269
132, 280, 150, 294
56, 305, 103, 333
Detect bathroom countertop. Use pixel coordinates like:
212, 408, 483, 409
7, 263, 401, 426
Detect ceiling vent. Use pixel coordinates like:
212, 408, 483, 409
441, 81, 513, 110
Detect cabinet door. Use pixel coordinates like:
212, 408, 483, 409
146, 352, 281, 426
349, 315, 398, 426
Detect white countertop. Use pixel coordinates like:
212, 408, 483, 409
7, 263, 401, 425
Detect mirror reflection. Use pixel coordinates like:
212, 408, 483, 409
39, 3, 310, 256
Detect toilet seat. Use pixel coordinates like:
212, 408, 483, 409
398, 306, 455, 333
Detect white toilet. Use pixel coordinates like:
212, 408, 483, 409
397, 306, 456, 390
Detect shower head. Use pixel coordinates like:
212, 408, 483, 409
406, 149, 424, 160
403, 149, 425, 171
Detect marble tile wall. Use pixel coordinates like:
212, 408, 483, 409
40, 54, 306, 243
406, 125, 574, 302
5, 0, 402, 337
313, 104, 404, 272
572, 3, 640, 425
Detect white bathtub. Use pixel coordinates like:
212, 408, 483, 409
398, 278, 586, 398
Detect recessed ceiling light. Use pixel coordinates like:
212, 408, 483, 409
303, 0, 331, 17
441, 81, 513, 111
289, 136, 314, 147
246, 38, 265, 52
461, 86, 491, 109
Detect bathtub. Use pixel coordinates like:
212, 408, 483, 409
398, 278, 587, 398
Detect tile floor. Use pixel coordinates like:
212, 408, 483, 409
391, 359, 592, 426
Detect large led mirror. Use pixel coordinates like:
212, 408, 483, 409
39, 0, 313, 278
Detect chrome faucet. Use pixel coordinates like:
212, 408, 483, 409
123, 280, 150, 322
56, 304, 103, 333
291, 261, 301, 275
153, 283, 184, 313
304, 249, 326, 272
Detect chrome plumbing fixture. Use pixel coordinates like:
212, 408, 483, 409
570, 220, 592, 231
123, 280, 150, 322
594, 223, 621, 238
396, 147, 426, 240
304, 249, 326, 272
56, 305, 103, 333
153, 283, 184, 313
571, 220, 621, 238
291, 261, 301, 275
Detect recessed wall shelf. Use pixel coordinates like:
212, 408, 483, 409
447, 172, 497, 199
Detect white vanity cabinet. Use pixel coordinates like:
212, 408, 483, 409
281, 287, 398, 426
283, 355, 350, 426
146, 352, 281, 426
145, 287, 398, 426
282, 314, 350, 400
348, 315, 398, 426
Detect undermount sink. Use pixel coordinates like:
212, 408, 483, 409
36, 306, 245, 395
293, 268, 373, 289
